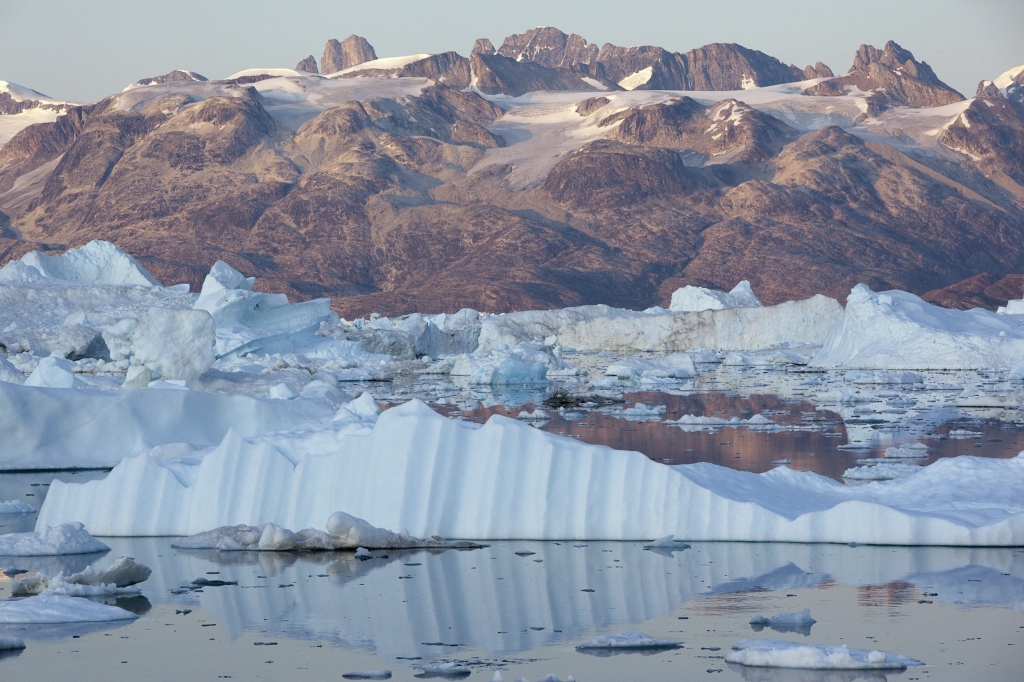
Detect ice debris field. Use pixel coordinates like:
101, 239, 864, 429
1, 241, 1024, 549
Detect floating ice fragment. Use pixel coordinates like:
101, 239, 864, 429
0, 522, 109, 556
0, 637, 25, 651
0, 500, 34, 514
342, 671, 392, 679
576, 631, 682, 650
12, 556, 151, 596
24, 354, 77, 388
0, 594, 137, 624
749, 608, 817, 634
725, 638, 923, 669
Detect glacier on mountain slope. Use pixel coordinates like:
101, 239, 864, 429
37, 397, 1024, 545
669, 280, 762, 313
811, 285, 1024, 369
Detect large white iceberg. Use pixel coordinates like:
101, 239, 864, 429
478, 296, 841, 353
425, 342, 576, 384
811, 285, 1024, 369
36, 400, 1024, 545
104, 307, 216, 387
669, 280, 762, 313
2, 240, 160, 288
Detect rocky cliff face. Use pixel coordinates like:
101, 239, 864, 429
321, 35, 377, 74
806, 41, 963, 109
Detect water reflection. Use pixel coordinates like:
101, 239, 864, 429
15, 538, 1007, 655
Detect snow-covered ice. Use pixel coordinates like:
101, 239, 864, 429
669, 281, 762, 313
812, 285, 1024, 369
0, 523, 109, 556
0, 594, 138, 624
575, 631, 682, 650
725, 638, 923, 669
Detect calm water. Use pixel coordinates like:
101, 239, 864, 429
3, 363, 1024, 680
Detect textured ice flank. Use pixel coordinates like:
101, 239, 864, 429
0, 523, 109, 556
726, 639, 923, 669
0, 595, 137, 624
811, 284, 1024, 369
8, 240, 160, 287
576, 631, 681, 649
36, 399, 1024, 545
669, 281, 762, 313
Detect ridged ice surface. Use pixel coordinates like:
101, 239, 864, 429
37, 400, 1024, 545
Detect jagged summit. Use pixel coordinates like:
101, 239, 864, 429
806, 40, 962, 110
135, 70, 208, 86
321, 35, 377, 74
295, 55, 318, 74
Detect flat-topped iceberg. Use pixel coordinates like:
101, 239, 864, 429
725, 639, 923, 669
0, 380, 335, 469
575, 631, 681, 650
478, 296, 842, 353
811, 285, 1024, 369
36, 399, 1024, 545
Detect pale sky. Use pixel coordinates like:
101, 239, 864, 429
1, 0, 1021, 103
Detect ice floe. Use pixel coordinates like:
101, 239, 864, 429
0, 500, 34, 514
171, 512, 485, 551
0, 523, 109, 556
11, 556, 151, 596
669, 280, 762, 313
812, 285, 1024, 369
575, 631, 682, 650
749, 608, 816, 634
604, 353, 696, 379
0, 594, 138, 624
725, 638, 923, 669
36, 400, 1024, 545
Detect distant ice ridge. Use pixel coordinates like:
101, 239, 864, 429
0, 522, 109, 556
669, 280, 762, 313
0, 381, 335, 469
811, 285, 1024, 369
37, 399, 1024, 545
479, 295, 841, 353
726, 639, 923, 669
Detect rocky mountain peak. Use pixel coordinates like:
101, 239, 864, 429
496, 27, 599, 69
295, 55, 319, 74
852, 40, 945, 87
803, 62, 834, 80
322, 35, 377, 74
472, 38, 495, 56
135, 70, 208, 86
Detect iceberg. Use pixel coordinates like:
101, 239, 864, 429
669, 280, 762, 313
4, 240, 160, 288
11, 556, 151, 596
37, 400, 1024, 545
575, 631, 681, 650
0, 637, 25, 651
0, 500, 34, 514
0, 523, 109, 556
725, 639, 923, 670
425, 342, 576, 385
811, 285, 1024, 369
749, 608, 816, 629
842, 463, 921, 481
604, 353, 696, 379
478, 296, 841, 353
193, 260, 335, 357
0, 594, 138, 624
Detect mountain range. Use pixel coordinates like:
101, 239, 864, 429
1, 27, 1024, 316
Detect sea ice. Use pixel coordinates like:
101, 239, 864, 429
24, 354, 78, 388
812, 285, 1024, 369
37, 400, 1024, 545
669, 281, 762, 312
0, 594, 138, 624
842, 463, 922, 481
416, 662, 471, 676
604, 353, 696, 379
0, 523, 109, 556
575, 631, 682, 650
725, 638, 923, 669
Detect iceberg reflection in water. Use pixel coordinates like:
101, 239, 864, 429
15, 538, 1008, 656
